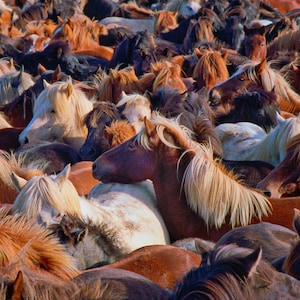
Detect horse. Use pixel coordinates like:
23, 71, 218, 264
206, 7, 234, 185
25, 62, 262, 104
0, 207, 80, 280
0, 64, 69, 128
100, 244, 202, 289
283, 208, 300, 280
172, 244, 300, 299
11, 164, 170, 261
99, 10, 178, 36
211, 88, 279, 131
18, 80, 94, 152
208, 59, 300, 115
116, 91, 152, 133
0, 57, 16, 76
69, 268, 172, 299
164, 0, 201, 17
256, 134, 300, 198
239, 24, 267, 62
192, 47, 229, 91
79, 101, 123, 161
49, 15, 114, 60
0, 68, 34, 105
215, 113, 300, 166
104, 119, 136, 149
214, 222, 298, 265
92, 113, 275, 242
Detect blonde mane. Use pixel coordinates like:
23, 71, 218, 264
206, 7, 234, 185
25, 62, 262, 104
0, 112, 12, 128
238, 60, 300, 114
12, 173, 82, 219
33, 80, 93, 137
136, 114, 271, 228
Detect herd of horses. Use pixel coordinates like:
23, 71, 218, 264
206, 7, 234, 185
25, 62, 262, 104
1, 0, 300, 298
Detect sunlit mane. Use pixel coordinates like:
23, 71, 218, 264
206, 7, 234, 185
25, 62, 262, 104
237, 60, 300, 113
12, 174, 82, 219
0, 208, 79, 280
136, 114, 271, 228
248, 115, 300, 166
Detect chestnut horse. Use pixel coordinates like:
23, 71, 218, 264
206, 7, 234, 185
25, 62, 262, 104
92, 113, 275, 242
257, 134, 300, 198
92, 113, 300, 242
208, 59, 300, 115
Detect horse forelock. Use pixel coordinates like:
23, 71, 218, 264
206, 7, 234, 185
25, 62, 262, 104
182, 141, 271, 228
87, 103, 119, 128
136, 114, 194, 151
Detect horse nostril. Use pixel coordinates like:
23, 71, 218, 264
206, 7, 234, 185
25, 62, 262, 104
24, 137, 29, 144
92, 162, 96, 172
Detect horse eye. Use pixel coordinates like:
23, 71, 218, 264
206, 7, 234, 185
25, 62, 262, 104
50, 109, 56, 113
238, 77, 245, 81
128, 142, 135, 149
260, 43, 265, 47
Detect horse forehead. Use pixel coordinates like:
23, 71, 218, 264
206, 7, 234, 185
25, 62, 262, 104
180, 1, 201, 15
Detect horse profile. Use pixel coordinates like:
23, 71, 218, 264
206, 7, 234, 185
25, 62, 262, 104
92, 113, 272, 242
208, 59, 300, 115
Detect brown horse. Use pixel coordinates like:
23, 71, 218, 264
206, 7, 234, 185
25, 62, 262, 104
192, 47, 229, 91
208, 59, 300, 115
100, 244, 202, 289
92, 113, 299, 242
257, 133, 300, 198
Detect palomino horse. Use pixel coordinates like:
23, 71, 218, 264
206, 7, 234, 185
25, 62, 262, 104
18, 80, 94, 152
215, 113, 300, 166
92, 113, 273, 242
256, 134, 300, 198
11, 164, 170, 263
208, 59, 300, 115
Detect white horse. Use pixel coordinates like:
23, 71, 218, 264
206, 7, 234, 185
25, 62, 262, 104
11, 164, 170, 267
216, 113, 300, 166
18, 79, 94, 152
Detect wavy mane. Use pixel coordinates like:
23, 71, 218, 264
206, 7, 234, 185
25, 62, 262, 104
0, 208, 79, 280
136, 114, 271, 228
249, 115, 300, 165
12, 173, 82, 219
237, 60, 300, 113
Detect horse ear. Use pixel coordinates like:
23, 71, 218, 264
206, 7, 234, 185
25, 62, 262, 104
57, 16, 64, 25
6, 271, 23, 299
66, 81, 73, 98
38, 63, 47, 75
144, 117, 155, 137
120, 91, 127, 99
11, 172, 27, 192
293, 208, 300, 236
240, 247, 262, 278
43, 79, 51, 89
55, 164, 71, 184
275, 111, 285, 124
52, 65, 62, 81
255, 59, 267, 76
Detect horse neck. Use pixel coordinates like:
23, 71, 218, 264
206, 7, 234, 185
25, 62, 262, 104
151, 154, 230, 242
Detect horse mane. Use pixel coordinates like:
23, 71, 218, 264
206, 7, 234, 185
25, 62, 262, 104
104, 120, 136, 148
267, 29, 300, 58
34, 80, 93, 131
85, 101, 121, 128
0, 58, 15, 76
238, 60, 300, 113
285, 133, 300, 165
0, 111, 11, 128
12, 172, 82, 219
153, 11, 178, 36
136, 113, 271, 228
0, 208, 79, 280
120, 1, 153, 18
117, 92, 151, 111
250, 115, 300, 165
192, 48, 229, 87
